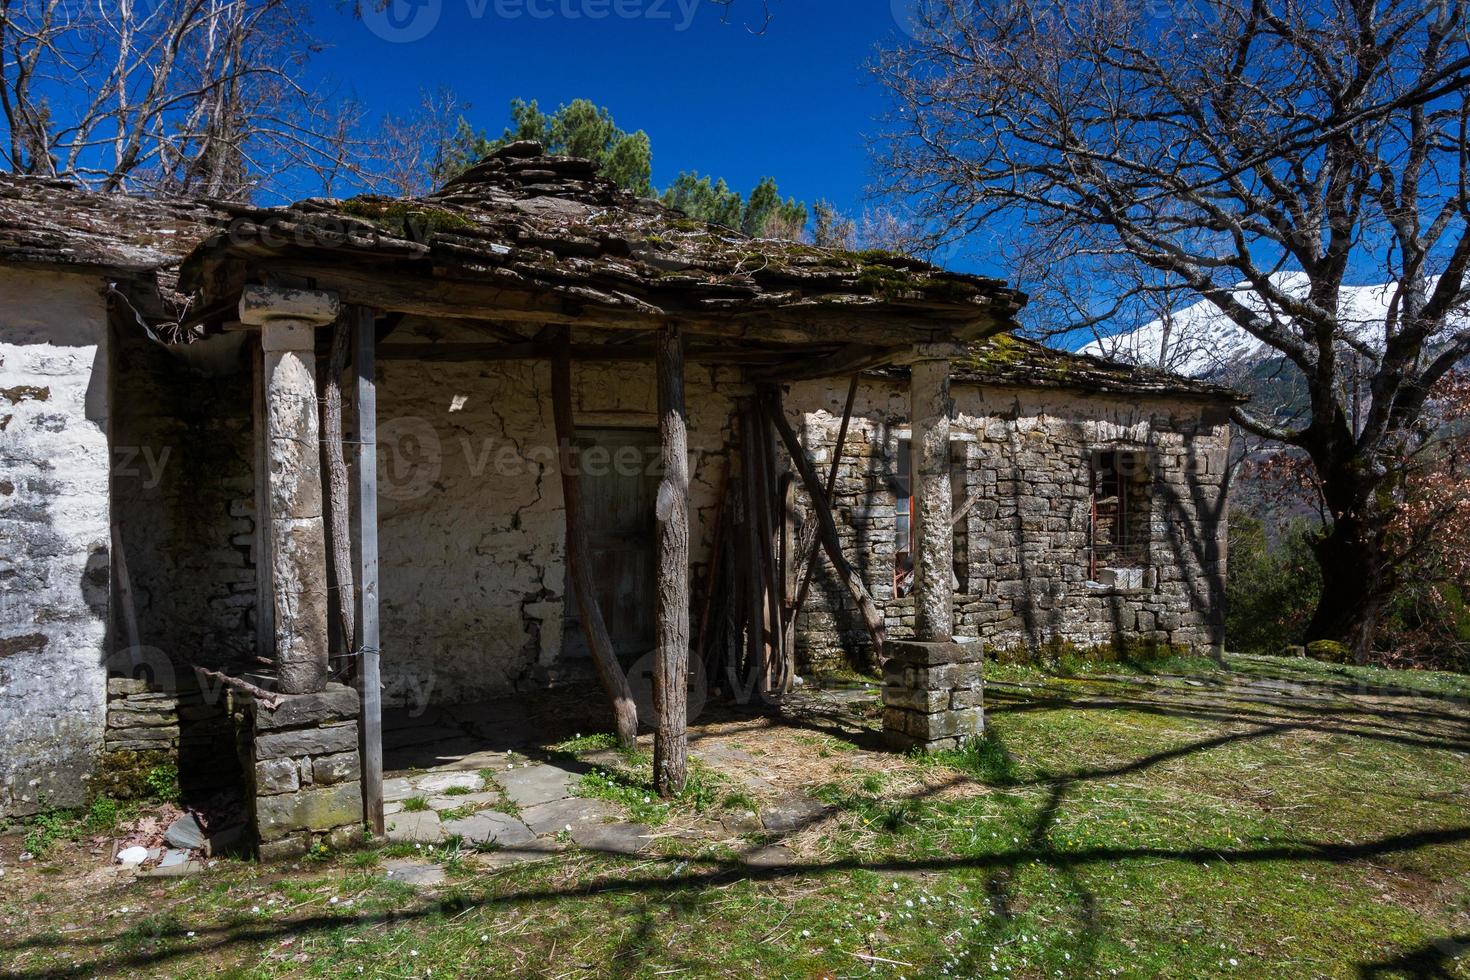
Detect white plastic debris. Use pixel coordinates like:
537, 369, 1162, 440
116, 846, 149, 867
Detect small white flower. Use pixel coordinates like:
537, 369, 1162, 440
330, 896, 339, 904
186, 931, 195, 938
1229, 959, 1239, 967
801, 929, 811, 938
410, 949, 419, 957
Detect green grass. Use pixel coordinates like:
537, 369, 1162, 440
400, 796, 430, 813
2, 654, 1468, 978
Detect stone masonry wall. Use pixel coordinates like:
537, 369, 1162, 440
110, 327, 258, 671
98, 674, 238, 800
783, 378, 1232, 674
0, 267, 111, 816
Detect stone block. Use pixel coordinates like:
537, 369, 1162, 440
252, 683, 359, 731
884, 638, 984, 667
258, 832, 310, 861
255, 757, 300, 795
253, 721, 359, 760
313, 751, 359, 786
255, 782, 362, 842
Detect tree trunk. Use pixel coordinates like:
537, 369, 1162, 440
654, 323, 691, 797
551, 330, 639, 747
1305, 510, 1386, 666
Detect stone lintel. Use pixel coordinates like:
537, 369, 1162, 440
884, 637, 983, 667
251, 683, 360, 731
239, 285, 340, 330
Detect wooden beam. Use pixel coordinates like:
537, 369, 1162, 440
653, 322, 691, 797
322, 318, 356, 657
763, 386, 887, 657
352, 306, 385, 836
551, 328, 640, 747
252, 337, 274, 665
373, 342, 829, 365
239, 262, 1001, 348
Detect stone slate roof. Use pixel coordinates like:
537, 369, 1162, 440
177, 142, 1025, 327
0, 174, 227, 274
949, 334, 1246, 402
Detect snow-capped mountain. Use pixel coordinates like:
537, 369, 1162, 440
1077, 272, 1463, 378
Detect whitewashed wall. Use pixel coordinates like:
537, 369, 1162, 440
373, 357, 744, 705
0, 266, 111, 815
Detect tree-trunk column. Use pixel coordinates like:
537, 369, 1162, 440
653, 322, 690, 797
241, 286, 340, 695
883, 350, 982, 754
910, 355, 954, 642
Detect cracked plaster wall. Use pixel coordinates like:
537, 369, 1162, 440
375, 358, 743, 705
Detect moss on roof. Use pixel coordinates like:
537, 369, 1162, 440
950, 334, 1245, 401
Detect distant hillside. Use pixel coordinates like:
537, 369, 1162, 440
1077, 272, 1463, 380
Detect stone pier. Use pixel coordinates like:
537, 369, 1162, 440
882, 639, 984, 752
235, 683, 364, 860
884, 349, 984, 752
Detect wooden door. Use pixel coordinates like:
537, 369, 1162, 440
564, 428, 659, 661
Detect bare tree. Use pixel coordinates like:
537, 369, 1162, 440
874, 0, 1470, 661
1, 0, 366, 200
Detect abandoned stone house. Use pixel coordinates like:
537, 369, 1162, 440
0, 143, 1240, 849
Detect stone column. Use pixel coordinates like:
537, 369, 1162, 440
240, 286, 340, 695
883, 347, 983, 753
910, 354, 954, 642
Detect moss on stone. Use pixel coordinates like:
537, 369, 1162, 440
94, 750, 175, 800
337, 198, 475, 237
1306, 639, 1352, 663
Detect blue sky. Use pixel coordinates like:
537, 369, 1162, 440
311, 0, 927, 242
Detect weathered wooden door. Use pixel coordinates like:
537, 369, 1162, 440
564, 428, 659, 660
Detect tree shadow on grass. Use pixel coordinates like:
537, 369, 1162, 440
5, 673, 1469, 978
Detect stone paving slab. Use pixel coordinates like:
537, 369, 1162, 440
442, 812, 537, 847
570, 821, 653, 856
383, 777, 415, 802
521, 796, 617, 835
760, 796, 833, 834
385, 810, 445, 844
382, 859, 446, 888
467, 839, 564, 870
414, 771, 486, 795
499, 764, 580, 807
427, 791, 500, 812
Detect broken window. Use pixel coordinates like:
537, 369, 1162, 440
893, 439, 968, 597
1089, 449, 1151, 584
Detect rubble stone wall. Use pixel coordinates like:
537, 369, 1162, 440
783, 378, 1232, 674
0, 267, 111, 816
109, 328, 258, 671
99, 674, 239, 799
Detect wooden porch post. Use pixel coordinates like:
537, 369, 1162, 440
910, 353, 954, 642
653, 322, 690, 797
240, 285, 339, 695
550, 328, 640, 747
352, 306, 385, 835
